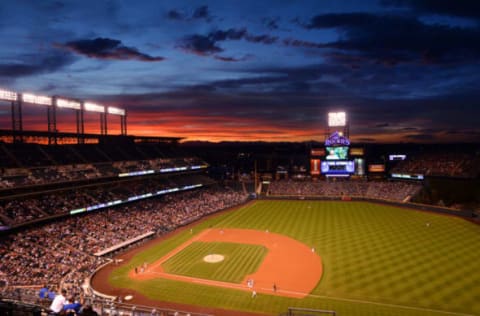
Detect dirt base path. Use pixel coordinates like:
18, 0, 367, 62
130, 228, 322, 298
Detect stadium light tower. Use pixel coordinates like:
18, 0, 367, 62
0, 89, 21, 142
84, 102, 107, 135
108, 106, 127, 136
54, 97, 83, 144
1, 87, 128, 143
327, 111, 349, 139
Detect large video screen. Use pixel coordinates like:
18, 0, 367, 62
321, 161, 355, 174
326, 146, 349, 160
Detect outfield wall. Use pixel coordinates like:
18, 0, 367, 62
359, 198, 474, 218
261, 195, 475, 219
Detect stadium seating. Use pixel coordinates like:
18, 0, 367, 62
0, 174, 214, 226
391, 152, 479, 178
0, 187, 248, 301
268, 180, 422, 202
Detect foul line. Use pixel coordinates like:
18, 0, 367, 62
146, 229, 210, 272
257, 287, 474, 316
134, 229, 474, 316
144, 270, 474, 315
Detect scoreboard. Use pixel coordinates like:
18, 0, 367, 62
310, 112, 364, 178
321, 161, 355, 176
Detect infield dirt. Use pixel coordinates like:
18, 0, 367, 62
129, 228, 323, 298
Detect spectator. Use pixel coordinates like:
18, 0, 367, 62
0, 186, 247, 301
50, 289, 67, 314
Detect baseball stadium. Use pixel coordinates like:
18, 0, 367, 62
0, 87, 479, 316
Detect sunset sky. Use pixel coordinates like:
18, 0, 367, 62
0, 0, 479, 143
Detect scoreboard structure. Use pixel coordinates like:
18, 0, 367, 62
311, 111, 364, 178
322, 131, 354, 177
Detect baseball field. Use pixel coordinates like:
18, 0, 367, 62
92, 200, 480, 315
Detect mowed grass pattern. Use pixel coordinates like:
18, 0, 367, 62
109, 201, 480, 315
161, 241, 267, 283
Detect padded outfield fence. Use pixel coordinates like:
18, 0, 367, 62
260, 195, 475, 219
280, 307, 336, 316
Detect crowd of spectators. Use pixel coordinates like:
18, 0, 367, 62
391, 152, 479, 178
0, 142, 196, 168
268, 179, 421, 202
0, 174, 214, 226
0, 157, 207, 189
0, 186, 247, 303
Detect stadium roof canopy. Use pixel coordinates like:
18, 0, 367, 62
0, 129, 182, 145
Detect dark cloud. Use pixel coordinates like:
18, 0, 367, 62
207, 28, 277, 45
303, 13, 480, 65
446, 129, 480, 137
42, 1, 66, 11
357, 137, 377, 142
404, 133, 436, 140
375, 123, 390, 128
192, 5, 212, 21
167, 9, 184, 20
209, 28, 247, 41
0, 52, 75, 78
262, 17, 280, 30
179, 34, 223, 55
214, 55, 251, 62
195, 72, 306, 91
59, 37, 165, 62
306, 13, 380, 29
161, 63, 349, 95
382, 0, 480, 20
283, 38, 323, 49
179, 28, 277, 59
167, 5, 213, 22
245, 34, 278, 44
41, 83, 59, 92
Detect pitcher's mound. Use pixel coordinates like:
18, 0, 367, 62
203, 254, 225, 263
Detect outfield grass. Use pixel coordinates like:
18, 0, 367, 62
108, 200, 480, 315
162, 241, 267, 283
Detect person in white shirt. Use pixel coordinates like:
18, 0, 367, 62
50, 289, 67, 314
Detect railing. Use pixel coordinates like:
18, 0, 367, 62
0, 292, 213, 316
94, 231, 155, 256
87, 297, 214, 316
284, 307, 336, 316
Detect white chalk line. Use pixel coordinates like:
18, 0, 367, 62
143, 270, 474, 315
259, 287, 475, 316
